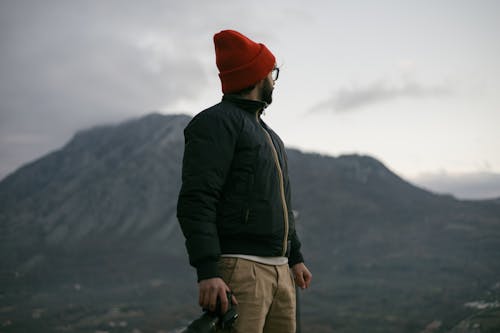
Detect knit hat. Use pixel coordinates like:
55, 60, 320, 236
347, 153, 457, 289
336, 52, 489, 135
214, 30, 276, 94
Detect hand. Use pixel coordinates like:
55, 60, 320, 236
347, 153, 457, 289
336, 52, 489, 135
292, 263, 312, 289
198, 277, 238, 314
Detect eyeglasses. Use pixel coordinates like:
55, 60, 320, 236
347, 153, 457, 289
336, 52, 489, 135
271, 67, 280, 81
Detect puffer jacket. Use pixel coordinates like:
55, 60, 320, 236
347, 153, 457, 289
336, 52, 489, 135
177, 94, 304, 281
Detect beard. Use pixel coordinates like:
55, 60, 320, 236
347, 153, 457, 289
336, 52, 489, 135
261, 78, 274, 105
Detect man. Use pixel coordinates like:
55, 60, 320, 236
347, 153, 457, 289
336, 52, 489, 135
177, 29, 312, 332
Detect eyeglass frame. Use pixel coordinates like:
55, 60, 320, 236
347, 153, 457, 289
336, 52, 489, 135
271, 66, 280, 81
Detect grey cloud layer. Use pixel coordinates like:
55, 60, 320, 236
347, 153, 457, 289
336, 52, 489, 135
311, 79, 451, 113
412, 172, 500, 200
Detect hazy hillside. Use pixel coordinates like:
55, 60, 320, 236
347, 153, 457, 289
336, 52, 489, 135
1, 113, 499, 333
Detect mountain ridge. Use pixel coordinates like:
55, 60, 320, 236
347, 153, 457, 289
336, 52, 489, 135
1, 112, 499, 333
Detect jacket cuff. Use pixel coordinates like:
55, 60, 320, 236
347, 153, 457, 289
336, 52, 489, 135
288, 251, 304, 267
196, 260, 219, 282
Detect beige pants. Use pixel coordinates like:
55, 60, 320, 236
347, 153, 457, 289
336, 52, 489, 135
217, 257, 296, 333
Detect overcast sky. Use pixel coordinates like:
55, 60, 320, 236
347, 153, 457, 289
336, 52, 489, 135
1, 0, 499, 199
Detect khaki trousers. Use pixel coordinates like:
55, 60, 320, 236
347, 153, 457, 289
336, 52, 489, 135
217, 257, 296, 333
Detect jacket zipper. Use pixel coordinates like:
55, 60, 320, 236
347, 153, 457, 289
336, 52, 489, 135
256, 114, 289, 256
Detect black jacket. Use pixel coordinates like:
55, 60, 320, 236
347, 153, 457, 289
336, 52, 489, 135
177, 95, 304, 281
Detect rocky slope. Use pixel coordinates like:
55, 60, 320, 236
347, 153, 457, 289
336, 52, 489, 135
1, 113, 499, 333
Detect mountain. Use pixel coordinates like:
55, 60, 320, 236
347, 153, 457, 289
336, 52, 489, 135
1, 113, 499, 333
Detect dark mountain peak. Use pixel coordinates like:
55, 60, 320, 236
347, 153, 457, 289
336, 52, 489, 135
287, 149, 405, 187
338, 153, 388, 169
67, 113, 190, 153
337, 153, 396, 180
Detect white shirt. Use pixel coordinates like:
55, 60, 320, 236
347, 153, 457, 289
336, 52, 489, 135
221, 254, 288, 266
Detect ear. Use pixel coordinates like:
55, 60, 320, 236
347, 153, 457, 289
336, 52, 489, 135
251, 78, 265, 95
255, 77, 266, 88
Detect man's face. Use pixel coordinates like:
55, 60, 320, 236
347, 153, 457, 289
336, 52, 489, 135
260, 73, 275, 105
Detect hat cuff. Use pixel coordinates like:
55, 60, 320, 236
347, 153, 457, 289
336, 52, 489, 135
219, 44, 276, 94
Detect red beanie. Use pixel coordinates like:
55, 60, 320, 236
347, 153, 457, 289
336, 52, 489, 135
214, 30, 276, 94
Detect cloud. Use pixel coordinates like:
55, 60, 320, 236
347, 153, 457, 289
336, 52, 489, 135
310, 79, 452, 113
0, 2, 211, 120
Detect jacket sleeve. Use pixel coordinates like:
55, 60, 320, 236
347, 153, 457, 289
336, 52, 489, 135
283, 150, 305, 267
288, 217, 305, 266
177, 111, 239, 281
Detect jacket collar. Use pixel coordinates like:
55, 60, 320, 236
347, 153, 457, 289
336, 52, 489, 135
222, 94, 268, 114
